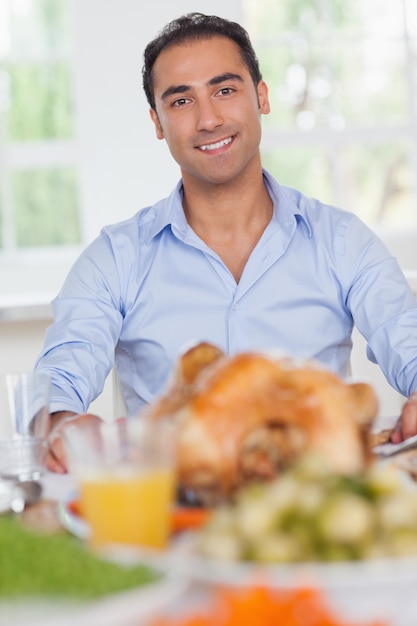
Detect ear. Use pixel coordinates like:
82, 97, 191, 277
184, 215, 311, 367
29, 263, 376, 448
149, 108, 164, 140
257, 80, 270, 115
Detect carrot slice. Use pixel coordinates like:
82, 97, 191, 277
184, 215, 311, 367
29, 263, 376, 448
171, 507, 211, 533
148, 586, 387, 626
67, 499, 82, 517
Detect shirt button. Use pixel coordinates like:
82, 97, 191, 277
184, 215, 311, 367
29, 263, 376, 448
232, 304, 238, 310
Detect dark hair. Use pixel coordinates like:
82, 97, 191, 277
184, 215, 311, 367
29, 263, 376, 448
142, 12, 262, 111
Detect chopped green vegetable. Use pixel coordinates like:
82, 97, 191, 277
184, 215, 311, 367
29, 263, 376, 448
0, 515, 159, 599
197, 454, 417, 563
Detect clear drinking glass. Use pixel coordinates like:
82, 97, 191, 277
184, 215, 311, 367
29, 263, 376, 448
63, 416, 177, 550
0, 371, 50, 480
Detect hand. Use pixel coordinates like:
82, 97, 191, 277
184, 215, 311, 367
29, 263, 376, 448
46, 412, 103, 473
391, 392, 417, 443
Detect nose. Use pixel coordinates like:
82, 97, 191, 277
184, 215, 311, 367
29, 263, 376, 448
195, 97, 223, 132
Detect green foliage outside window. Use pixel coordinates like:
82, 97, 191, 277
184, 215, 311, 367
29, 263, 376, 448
6, 62, 73, 140
13, 168, 81, 247
262, 141, 412, 226
245, 0, 417, 228
0, 0, 80, 251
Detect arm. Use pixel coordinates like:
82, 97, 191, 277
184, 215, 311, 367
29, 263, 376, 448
35, 233, 125, 416
343, 217, 417, 399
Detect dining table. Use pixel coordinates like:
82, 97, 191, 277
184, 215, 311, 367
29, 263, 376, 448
2, 414, 417, 626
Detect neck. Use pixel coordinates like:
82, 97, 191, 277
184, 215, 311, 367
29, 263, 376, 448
182, 168, 270, 235
181, 168, 273, 283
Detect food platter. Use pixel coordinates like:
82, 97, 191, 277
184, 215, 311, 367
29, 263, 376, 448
58, 495, 417, 626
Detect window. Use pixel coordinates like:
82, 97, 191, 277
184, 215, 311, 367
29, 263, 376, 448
243, 0, 417, 229
1, 0, 416, 264
0, 0, 81, 253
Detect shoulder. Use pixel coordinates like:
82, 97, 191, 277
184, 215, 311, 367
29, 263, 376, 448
100, 181, 184, 249
281, 183, 354, 226
265, 170, 391, 263
100, 204, 160, 245
279, 182, 380, 248
264, 169, 358, 236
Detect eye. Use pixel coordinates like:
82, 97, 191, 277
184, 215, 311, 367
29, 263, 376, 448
172, 97, 190, 108
217, 87, 234, 96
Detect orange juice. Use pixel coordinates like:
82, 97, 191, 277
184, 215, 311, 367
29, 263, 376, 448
79, 467, 175, 549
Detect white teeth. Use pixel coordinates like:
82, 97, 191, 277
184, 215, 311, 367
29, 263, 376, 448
199, 137, 232, 151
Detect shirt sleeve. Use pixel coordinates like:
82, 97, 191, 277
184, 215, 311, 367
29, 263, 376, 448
343, 215, 417, 397
34, 233, 125, 414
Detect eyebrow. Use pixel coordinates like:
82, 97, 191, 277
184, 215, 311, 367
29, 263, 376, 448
160, 72, 244, 102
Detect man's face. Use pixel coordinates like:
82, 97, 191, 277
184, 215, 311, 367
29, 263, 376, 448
150, 36, 270, 187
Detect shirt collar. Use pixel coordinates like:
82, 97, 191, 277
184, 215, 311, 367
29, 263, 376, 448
262, 169, 312, 238
147, 180, 187, 241
146, 168, 312, 241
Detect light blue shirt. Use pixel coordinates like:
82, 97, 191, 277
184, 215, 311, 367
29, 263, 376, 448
35, 170, 417, 417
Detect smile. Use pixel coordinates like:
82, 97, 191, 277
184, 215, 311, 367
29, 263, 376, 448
198, 137, 233, 151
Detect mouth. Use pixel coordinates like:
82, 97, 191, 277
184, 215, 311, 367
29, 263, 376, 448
197, 136, 234, 152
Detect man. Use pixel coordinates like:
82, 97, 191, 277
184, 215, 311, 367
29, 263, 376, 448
35, 13, 417, 472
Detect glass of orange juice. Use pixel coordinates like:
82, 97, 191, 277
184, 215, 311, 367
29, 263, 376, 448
63, 416, 176, 550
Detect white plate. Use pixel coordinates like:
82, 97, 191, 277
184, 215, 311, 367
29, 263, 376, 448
57, 496, 90, 541
179, 545, 417, 589
0, 480, 14, 513
0, 575, 189, 626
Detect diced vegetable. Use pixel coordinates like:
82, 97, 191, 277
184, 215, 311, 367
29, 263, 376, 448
197, 454, 417, 563
0, 514, 157, 598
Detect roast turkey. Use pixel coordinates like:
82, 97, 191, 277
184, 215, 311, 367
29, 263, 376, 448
143, 343, 379, 505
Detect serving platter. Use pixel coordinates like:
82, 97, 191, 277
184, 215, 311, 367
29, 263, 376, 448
58, 495, 417, 625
